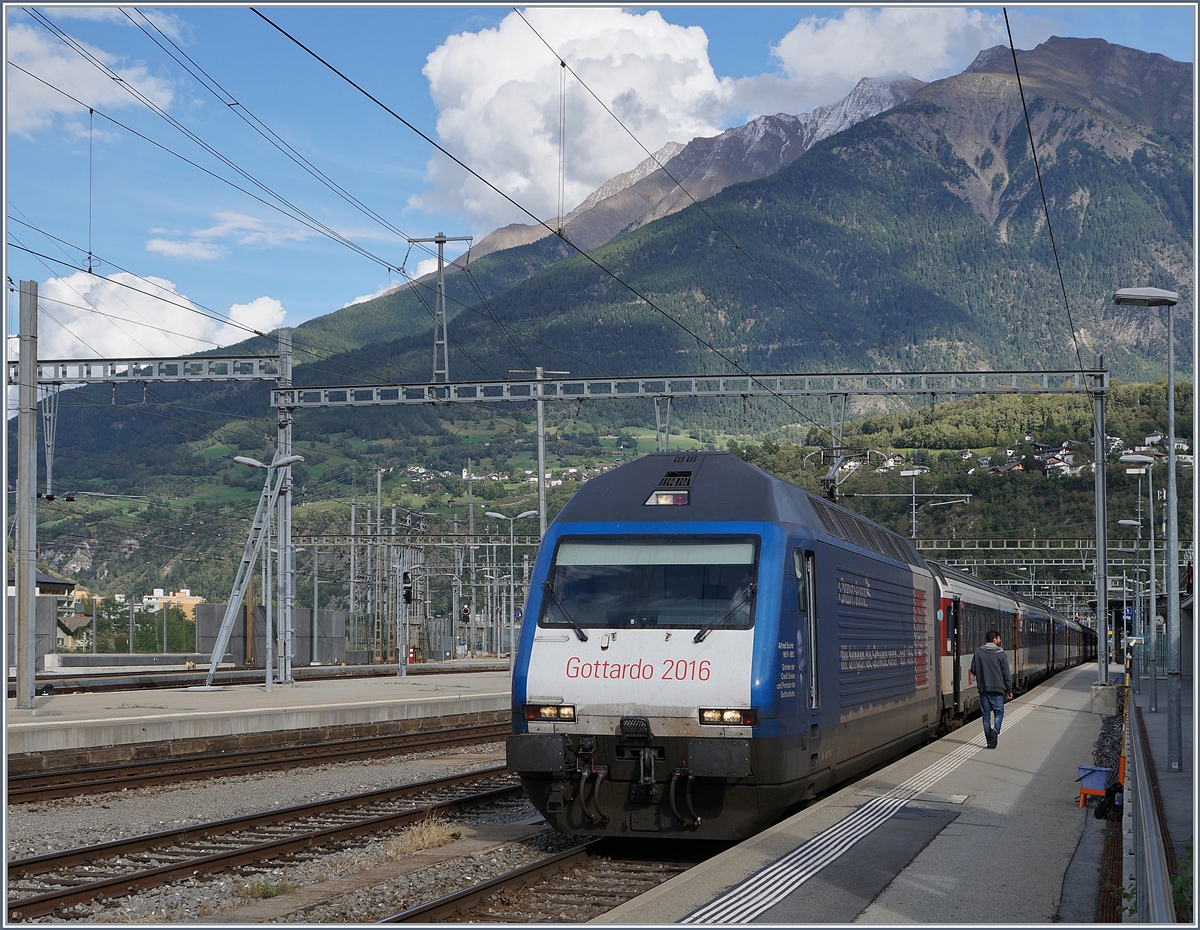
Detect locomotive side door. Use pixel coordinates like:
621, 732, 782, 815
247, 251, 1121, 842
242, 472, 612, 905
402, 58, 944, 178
795, 549, 821, 772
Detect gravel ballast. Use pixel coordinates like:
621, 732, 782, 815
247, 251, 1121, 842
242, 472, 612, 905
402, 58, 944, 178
7, 744, 506, 857
7, 742, 588, 923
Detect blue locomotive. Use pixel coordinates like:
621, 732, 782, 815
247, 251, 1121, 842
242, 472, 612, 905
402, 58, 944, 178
507, 452, 1093, 840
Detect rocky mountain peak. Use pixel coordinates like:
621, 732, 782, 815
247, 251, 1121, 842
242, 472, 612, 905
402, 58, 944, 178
465, 75, 924, 257
957, 36, 1191, 133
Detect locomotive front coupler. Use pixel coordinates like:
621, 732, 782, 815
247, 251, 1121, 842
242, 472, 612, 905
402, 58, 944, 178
567, 736, 609, 825
669, 766, 701, 828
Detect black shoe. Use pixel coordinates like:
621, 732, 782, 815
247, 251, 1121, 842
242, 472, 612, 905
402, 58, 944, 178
984, 728, 995, 748
992, 732, 1000, 748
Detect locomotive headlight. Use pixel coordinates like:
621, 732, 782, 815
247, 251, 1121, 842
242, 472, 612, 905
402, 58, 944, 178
525, 704, 576, 721
699, 708, 757, 726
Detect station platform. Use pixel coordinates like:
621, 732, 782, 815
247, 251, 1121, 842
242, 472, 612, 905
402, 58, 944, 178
6, 663, 512, 758
1127, 668, 1194, 889
606, 662, 1194, 924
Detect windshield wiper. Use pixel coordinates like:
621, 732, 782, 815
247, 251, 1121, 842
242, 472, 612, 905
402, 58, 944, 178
543, 582, 588, 642
693, 582, 756, 644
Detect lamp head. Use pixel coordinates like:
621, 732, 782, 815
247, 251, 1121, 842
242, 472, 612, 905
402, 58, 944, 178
233, 455, 266, 469
1113, 287, 1179, 307
1119, 454, 1154, 466
517, 510, 538, 519
484, 511, 505, 520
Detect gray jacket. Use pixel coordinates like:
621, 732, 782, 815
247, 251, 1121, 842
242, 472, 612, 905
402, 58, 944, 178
971, 642, 1012, 694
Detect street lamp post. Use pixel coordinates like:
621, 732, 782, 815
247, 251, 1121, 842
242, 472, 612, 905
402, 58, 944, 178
900, 469, 920, 539
485, 509, 537, 670
1121, 455, 1157, 712
1017, 565, 1035, 598
311, 544, 320, 665
1119, 516, 1143, 692
1115, 287, 1181, 771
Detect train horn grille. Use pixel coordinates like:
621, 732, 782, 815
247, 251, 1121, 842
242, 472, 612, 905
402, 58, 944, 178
620, 716, 652, 740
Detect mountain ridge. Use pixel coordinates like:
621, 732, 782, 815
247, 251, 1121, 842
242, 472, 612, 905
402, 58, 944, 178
236, 37, 1189, 387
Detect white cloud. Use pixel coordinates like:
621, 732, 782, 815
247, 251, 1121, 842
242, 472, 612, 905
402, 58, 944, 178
414, 8, 733, 232
413, 7, 1058, 233
145, 211, 315, 260
26, 271, 286, 359
216, 297, 287, 345
37, 7, 190, 42
729, 8, 1017, 118
343, 281, 399, 308
414, 258, 439, 279
146, 238, 228, 261
6, 22, 174, 136
777, 8, 1005, 82
193, 211, 314, 247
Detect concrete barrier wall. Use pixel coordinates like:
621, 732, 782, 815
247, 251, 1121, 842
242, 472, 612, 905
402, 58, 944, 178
196, 605, 346, 667
43, 653, 212, 669
5, 595, 57, 671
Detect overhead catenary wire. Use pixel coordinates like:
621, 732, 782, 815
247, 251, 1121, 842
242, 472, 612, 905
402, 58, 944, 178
13, 228, 189, 359
13, 18, 563, 377
1003, 8, 1086, 374
87, 106, 95, 273
6, 237, 424, 385
10, 162, 587, 383
512, 8, 874, 375
11, 219, 609, 427
250, 8, 841, 446
21, 9, 415, 276
6, 58, 397, 275
12, 33, 766, 394
121, 8, 444, 269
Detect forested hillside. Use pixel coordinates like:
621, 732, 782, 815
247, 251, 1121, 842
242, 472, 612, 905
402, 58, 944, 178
13, 37, 1194, 605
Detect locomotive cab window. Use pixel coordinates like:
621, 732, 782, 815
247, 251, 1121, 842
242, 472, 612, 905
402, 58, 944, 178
540, 536, 758, 631
793, 548, 807, 612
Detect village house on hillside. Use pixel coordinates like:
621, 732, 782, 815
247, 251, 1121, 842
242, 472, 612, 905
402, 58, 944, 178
141, 588, 207, 620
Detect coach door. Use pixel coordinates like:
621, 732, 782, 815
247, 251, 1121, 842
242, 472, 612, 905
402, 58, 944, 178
1012, 613, 1022, 690
951, 596, 963, 716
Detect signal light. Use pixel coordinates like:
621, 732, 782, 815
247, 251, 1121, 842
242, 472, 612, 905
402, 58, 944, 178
525, 704, 576, 721
699, 708, 756, 726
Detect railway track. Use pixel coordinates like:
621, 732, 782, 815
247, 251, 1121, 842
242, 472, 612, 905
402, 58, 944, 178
8, 722, 510, 802
7, 765, 523, 922
381, 838, 713, 922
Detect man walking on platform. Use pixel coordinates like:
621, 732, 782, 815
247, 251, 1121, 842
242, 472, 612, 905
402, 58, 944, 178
971, 629, 1013, 749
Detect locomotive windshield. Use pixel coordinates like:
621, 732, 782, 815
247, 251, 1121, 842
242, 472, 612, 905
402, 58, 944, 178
540, 536, 758, 631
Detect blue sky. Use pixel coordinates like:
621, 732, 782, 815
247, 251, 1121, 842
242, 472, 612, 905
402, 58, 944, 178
4, 5, 1194, 364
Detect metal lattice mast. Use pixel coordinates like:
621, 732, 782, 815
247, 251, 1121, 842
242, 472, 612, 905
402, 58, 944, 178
39, 382, 61, 498
655, 397, 672, 452
277, 330, 295, 683
204, 457, 293, 687
406, 232, 471, 384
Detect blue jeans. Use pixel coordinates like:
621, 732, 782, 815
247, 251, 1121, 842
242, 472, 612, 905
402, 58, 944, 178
980, 691, 1005, 736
